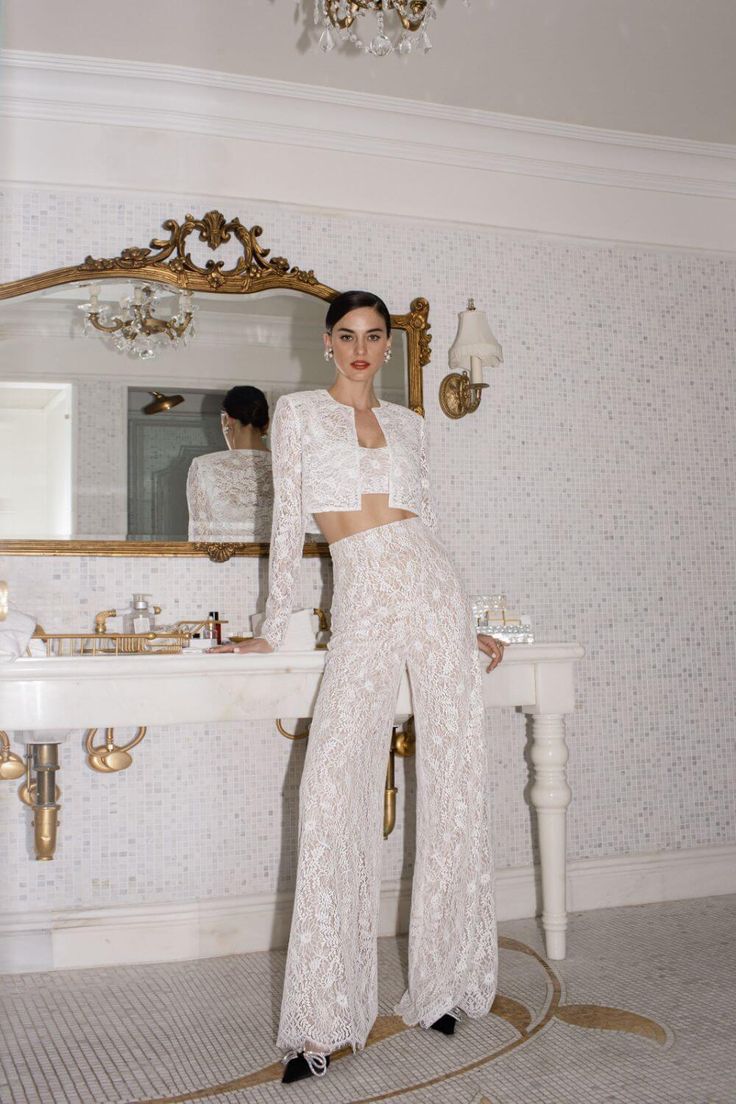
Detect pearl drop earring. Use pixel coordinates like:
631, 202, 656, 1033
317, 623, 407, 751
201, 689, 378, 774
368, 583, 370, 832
384, 347, 392, 362
324, 347, 334, 361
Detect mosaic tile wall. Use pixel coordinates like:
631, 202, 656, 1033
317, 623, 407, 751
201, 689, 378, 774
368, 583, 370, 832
1, 185, 735, 915
74, 378, 127, 537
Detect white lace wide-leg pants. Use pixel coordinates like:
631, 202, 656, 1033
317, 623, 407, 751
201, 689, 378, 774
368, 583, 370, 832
276, 517, 497, 1056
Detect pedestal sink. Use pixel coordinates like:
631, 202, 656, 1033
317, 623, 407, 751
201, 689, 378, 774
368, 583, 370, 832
1, 643, 583, 959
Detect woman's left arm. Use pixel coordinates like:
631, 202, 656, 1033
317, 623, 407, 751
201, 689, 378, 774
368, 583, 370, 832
418, 414, 438, 530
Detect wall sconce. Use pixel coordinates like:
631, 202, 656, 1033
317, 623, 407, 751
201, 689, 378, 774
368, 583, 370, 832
143, 390, 184, 415
439, 299, 503, 419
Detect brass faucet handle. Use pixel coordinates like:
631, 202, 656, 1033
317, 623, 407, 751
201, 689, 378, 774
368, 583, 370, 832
85, 727, 147, 772
94, 609, 117, 634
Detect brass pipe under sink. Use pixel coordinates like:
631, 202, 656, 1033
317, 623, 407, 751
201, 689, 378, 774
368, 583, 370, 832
19, 744, 61, 861
2, 732, 61, 861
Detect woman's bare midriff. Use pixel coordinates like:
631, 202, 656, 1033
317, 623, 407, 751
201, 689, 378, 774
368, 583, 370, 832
314, 494, 418, 546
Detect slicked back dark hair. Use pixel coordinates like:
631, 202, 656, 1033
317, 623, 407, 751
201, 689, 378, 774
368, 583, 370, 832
221, 385, 269, 430
325, 290, 392, 336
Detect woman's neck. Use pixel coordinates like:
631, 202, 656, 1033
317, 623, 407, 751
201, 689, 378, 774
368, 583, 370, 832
328, 379, 380, 411
228, 424, 268, 451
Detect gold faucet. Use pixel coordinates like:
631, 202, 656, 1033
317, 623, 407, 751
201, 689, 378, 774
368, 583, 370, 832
94, 609, 117, 634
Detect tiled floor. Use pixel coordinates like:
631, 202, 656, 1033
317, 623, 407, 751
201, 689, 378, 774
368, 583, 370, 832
1, 896, 734, 1104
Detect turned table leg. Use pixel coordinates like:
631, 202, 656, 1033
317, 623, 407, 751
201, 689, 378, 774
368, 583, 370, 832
528, 712, 571, 960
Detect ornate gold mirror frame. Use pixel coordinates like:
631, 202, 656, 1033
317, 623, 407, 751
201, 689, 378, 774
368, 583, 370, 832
0, 211, 430, 560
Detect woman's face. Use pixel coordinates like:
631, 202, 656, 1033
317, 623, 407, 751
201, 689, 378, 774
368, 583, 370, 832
324, 307, 391, 385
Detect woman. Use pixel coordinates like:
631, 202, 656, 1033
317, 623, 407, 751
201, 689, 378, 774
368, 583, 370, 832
212, 291, 503, 1084
186, 385, 273, 542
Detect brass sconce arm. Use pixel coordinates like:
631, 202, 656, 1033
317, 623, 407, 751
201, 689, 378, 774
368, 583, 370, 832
439, 371, 488, 420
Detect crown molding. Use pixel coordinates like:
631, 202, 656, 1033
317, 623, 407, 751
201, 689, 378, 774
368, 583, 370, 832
2, 50, 736, 201
4, 48, 735, 158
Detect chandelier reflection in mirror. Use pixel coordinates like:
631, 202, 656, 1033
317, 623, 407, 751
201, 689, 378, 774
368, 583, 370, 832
314, 0, 436, 56
79, 284, 196, 360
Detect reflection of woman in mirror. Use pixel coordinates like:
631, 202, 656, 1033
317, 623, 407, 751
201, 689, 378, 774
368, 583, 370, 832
186, 385, 274, 542
211, 292, 505, 1083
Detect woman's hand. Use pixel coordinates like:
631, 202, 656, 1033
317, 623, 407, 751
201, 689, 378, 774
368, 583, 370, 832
207, 637, 273, 655
477, 633, 505, 673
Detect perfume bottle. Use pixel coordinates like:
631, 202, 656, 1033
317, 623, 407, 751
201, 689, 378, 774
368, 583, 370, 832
208, 610, 222, 645
123, 594, 154, 634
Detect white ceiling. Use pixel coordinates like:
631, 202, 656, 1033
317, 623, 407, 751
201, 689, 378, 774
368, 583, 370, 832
3, 0, 736, 144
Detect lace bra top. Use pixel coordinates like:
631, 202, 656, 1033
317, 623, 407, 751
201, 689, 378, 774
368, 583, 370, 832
358, 445, 391, 494
260, 389, 437, 649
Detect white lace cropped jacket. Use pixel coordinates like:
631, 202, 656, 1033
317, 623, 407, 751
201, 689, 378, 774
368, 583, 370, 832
261, 389, 437, 649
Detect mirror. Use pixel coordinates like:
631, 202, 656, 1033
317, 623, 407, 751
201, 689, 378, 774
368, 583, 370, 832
0, 212, 429, 559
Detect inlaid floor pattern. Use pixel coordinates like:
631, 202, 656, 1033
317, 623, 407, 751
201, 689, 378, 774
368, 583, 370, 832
1, 896, 734, 1104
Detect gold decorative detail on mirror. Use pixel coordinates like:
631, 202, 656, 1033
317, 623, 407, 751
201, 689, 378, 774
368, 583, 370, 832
195, 541, 260, 564
75, 211, 323, 292
0, 211, 430, 558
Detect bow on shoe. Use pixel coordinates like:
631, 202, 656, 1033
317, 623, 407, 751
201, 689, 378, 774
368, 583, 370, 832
281, 1050, 330, 1083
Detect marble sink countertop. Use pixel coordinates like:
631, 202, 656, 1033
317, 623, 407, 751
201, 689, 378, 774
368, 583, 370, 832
0, 644, 583, 734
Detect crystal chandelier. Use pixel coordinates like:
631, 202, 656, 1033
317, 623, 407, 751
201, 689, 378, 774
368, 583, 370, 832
79, 284, 196, 360
315, 1, 436, 56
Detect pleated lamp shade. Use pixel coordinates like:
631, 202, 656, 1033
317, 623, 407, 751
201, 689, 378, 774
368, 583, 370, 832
448, 301, 503, 372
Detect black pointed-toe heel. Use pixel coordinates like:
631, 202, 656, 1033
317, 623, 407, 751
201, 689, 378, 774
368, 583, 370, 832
429, 1010, 461, 1035
281, 1051, 330, 1084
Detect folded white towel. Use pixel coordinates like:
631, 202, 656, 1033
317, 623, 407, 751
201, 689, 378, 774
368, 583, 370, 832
0, 607, 38, 664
